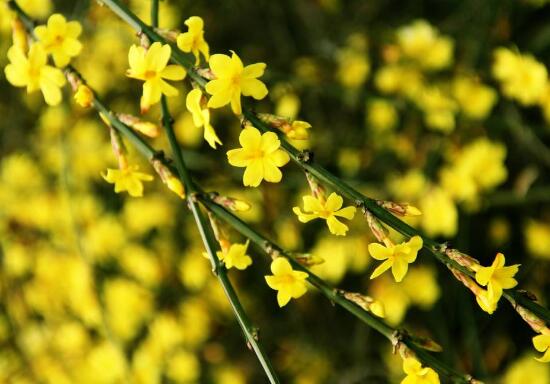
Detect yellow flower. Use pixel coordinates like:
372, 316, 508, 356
369, 236, 423, 282
5, 44, 66, 106
205, 51, 268, 115
533, 334, 550, 362
400, 357, 440, 384
492, 47, 548, 106
186, 88, 222, 148
396, 19, 453, 71
526, 220, 550, 259
293, 192, 356, 236
226, 127, 289, 187
102, 165, 154, 197
265, 257, 308, 307
367, 99, 398, 132
126, 42, 186, 112
452, 76, 497, 120
176, 16, 209, 64
475, 252, 519, 301
34, 13, 82, 67
216, 241, 252, 270
74, 84, 94, 107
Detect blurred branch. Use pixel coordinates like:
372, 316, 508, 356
483, 186, 550, 208
504, 104, 550, 169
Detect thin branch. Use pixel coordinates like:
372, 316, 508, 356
149, 1, 280, 382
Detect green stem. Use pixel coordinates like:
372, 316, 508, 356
150, 2, 280, 382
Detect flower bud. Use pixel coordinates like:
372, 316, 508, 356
117, 113, 160, 138
379, 200, 422, 217
74, 84, 94, 108
211, 194, 251, 212
151, 159, 185, 199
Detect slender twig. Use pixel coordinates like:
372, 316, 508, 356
149, 1, 280, 382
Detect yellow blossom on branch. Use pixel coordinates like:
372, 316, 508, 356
5, 44, 66, 106
74, 84, 94, 107
126, 42, 186, 112
205, 51, 268, 115
102, 165, 154, 197
226, 127, 289, 187
216, 241, 252, 270
176, 16, 209, 64
34, 13, 82, 67
474, 252, 519, 303
293, 192, 356, 236
265, 257, 308, 307
400, 357, 440, 384
369, 236, 423, 282
186, 88, 222, 149
533, 334, 550, 362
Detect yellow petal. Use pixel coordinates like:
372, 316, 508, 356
292, 207, 319, 223
241, 78, 268, 99
368, 243, 393, 261
325, 192, 344, 212
262, 160, 283, 183
161, 65, 186, 80
533, 334, 550, 352
227, 148, 249, 167
303, 195, 324, 212
269, 150, 290, 167
242, 62, 266, 78
243, 159, 263, 187
334, 206, 356, 220
271, 257, 292, 275
326, 215, 349, 236
239, 127, 262, 149
391, 259, 409, 282
209, 54, 233, 77
370, 259, 393, 279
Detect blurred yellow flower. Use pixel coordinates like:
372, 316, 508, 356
265, 257, 308, 307
166, 349, 200, 382
226, 127, 289, 187
400, 357, 440, 384
369, 236, 423, 282
177, 16, 210, 64
533, 334, 550, 362
503, 354, 550, 384
186, 88, 222, 148
367, 99, 398, 132
396, 19, 453, 70
492, 47, 548, 106
525, 220, 550, 259
418, 86, 457, 133
126, 42, 186, 112
34, 13, 82, 67
216, 241, 252, 270
102, 165, 154, 197
402, 266, 440, 308
419, 187, 457, 237
452, 76, 497, 120
5, 44, 66, 106
205, 51, 268, 115
293, 192, 356, 236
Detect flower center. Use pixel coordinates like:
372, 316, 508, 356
144, 70, 157, 80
